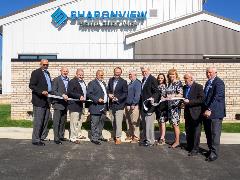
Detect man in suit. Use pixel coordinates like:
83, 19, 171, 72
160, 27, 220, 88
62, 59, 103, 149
52, 66, 69, 144
29, 59, 52, 146
67, 68, 86, 144
108, 67, 128, 145
140, 66, 159, 146
203, 67, 226, 162
125, 70, 141, 143
87, 70, 108, 145
183, 72, 204, 156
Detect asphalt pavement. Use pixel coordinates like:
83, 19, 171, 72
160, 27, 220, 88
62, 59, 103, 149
0, 138, 240, 180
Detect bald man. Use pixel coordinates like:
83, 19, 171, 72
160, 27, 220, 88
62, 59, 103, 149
203, 67, 226, 162
52, 67, 69, 144
29, 59, 52, 146
183, 73, 204, 156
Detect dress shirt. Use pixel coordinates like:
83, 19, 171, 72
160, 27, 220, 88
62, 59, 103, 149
79, 80, 87, 99
113, 78, 118, 93
61, 75, 69, 91
43, 70, 52, 92
98, 80, 108, 103
141, 75, 149, 89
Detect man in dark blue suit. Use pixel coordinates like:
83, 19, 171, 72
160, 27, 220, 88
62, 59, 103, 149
87, 70, 108, 145
203, 67, 226, 162
108, 67, 128, 145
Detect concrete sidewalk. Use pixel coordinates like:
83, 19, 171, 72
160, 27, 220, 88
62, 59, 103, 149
0, 127, 240, 144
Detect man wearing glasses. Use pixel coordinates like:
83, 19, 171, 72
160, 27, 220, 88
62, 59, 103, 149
29, 59, 52, 146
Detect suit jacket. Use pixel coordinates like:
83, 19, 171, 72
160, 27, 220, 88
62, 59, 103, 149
52, 75, 68, 110
126, 79, 142, 106
67, 77, 84, 112
87, 79, 108, 115
108, 77, 128, 110
204, 76, 226, 119
29, 68, 51, 107
141, 74, 159, 113
183, 82, 204, 120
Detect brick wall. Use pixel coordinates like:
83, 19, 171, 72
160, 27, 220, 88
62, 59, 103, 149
11, 60, 240, 120
0, 94, 11, 104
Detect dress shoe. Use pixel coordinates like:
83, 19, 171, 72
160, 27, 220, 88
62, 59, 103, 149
143, 142, 154, 147
206, 154, 218, 162
115, 138, 121, 145
41, 138, 50, 141
98, 138, 108, 142
54, 140, 62, 145
70, 140, 81, 144
91, 140, 101, 145
59, 138, 68, 141
188, 151, 198, 156
77, 136, 87, 140
32, 142, 45, 146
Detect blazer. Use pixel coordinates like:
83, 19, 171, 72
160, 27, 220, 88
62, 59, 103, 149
51, 75, 68, 110
204, 76, 226, 119
29, 68, 51, 107
183, 82, 204, 120
108, 77, 128, 110
67, 77, 84, 112
141, 74, 159, 113
87, 79, 108, 115
126, 79, 142, 106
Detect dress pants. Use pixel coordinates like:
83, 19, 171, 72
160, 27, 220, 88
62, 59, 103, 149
110, 109, 124, 138
141, 112, 155, 145
91, 114, 105, 141
69, 111, 83, 141
203, 118, 223, 157
125, 106, 140, 138
53, 108, 67, 141
32, 106, 50, 143
185, 114, 202, 152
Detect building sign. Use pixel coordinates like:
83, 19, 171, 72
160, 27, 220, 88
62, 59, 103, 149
51, 8, 147, 28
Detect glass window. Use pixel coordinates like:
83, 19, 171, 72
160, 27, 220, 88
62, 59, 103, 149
18, 55, 57, 60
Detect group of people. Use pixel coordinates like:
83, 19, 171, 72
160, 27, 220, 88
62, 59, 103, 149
29, 59, 226, 162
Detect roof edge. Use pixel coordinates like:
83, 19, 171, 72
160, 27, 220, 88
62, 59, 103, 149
0, 0, 79, 26
125, 11, 240, 44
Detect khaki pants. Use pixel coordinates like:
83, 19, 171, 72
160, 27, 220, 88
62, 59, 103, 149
125, 106, 140, 139
69, 111, 83, 141
110, 109, 124, 138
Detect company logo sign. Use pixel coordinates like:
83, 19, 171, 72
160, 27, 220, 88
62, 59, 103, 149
51, 8, 68, 27
51, 8, 147, 28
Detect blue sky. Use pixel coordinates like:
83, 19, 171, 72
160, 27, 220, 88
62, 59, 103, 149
0, 0, 240, 78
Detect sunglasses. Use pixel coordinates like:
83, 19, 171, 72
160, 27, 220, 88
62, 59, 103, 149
42, 64, 49, 66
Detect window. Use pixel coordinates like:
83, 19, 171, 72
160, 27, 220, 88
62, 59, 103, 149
18, 54, 57, 60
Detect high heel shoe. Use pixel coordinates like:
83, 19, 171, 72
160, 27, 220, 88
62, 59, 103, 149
169, 143, 180, 148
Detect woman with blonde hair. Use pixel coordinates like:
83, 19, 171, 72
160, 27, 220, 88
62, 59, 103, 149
166, 68, 183, 148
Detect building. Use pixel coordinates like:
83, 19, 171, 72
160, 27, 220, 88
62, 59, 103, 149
0, 0, 240, 120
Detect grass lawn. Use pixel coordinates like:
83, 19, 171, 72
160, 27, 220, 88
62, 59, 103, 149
1, 104, 240, 133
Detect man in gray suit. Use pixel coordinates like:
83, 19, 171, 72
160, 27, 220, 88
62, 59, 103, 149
52, 67, 69, 144
87, 70, 108, 145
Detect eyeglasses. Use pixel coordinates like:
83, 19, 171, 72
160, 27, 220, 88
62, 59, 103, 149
42, 64, 49, 66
